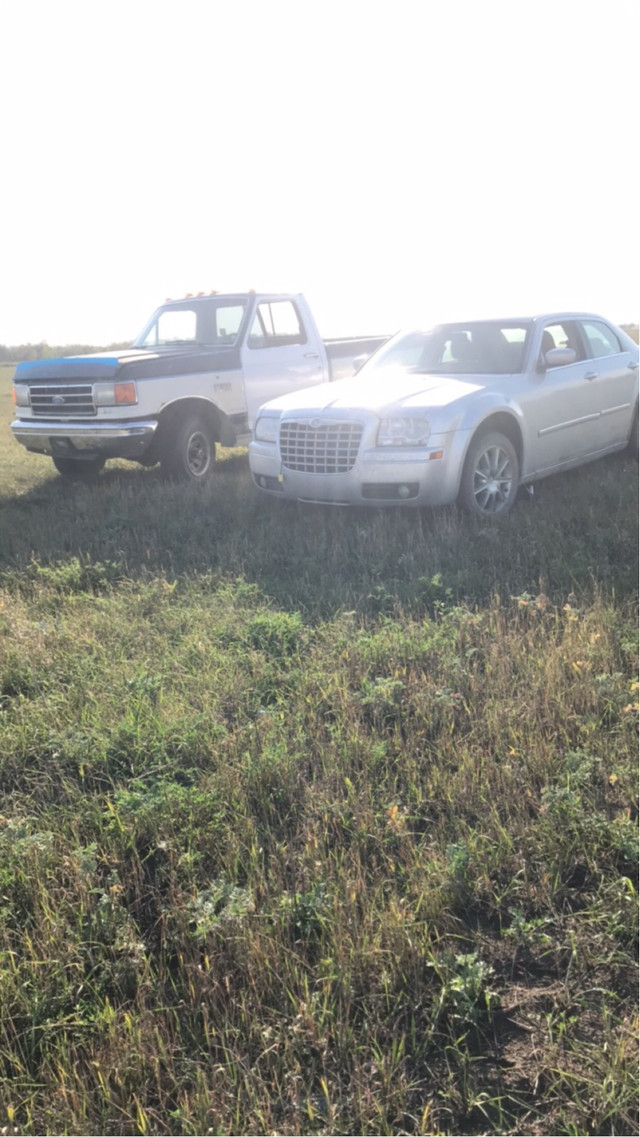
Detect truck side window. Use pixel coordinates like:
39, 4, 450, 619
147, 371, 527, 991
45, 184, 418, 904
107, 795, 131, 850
247, 301, 307, 349
215, 305, 245, 342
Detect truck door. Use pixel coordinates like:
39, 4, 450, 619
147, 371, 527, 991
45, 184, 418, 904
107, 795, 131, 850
241, 298, 326, 429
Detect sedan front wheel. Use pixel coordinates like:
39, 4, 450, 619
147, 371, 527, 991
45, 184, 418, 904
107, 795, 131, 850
460, 431, 519, 517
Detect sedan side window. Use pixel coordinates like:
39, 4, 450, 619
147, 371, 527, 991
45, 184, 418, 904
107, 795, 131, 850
541, 321, 584, 366
580, 320, 622, 359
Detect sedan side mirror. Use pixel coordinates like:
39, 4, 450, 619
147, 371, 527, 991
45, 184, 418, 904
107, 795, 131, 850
538, 346, 577, 372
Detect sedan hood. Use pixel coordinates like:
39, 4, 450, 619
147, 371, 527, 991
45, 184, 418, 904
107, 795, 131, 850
263, 369, 485, 416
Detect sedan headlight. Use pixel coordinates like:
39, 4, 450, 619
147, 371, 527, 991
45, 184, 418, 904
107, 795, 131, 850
377, 416, 431, 447
254, 415, 279, 443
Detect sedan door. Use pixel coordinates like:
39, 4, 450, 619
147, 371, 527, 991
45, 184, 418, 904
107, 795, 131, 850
575, 318, 638, 451
522, 319, 611, 474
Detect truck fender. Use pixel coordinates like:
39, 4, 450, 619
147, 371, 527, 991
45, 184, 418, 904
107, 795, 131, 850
152, 398, 236, 457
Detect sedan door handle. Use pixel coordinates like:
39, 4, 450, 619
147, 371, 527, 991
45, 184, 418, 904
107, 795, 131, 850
304, 352, 320, 359
628, 360, 639, 371
583, 371, 598, 381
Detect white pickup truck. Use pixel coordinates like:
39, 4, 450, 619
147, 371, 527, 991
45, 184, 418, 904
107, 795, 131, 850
10, 292, 387, 481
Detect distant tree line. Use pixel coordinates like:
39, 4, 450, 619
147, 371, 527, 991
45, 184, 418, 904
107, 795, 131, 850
0, 326, 637, 362
0, 341, 131, 363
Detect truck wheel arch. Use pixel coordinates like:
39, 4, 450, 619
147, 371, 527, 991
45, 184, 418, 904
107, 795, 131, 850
153, 398, 238, 457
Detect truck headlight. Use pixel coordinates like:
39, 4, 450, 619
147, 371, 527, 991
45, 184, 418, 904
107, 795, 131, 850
95, 381, 138, 406
254, 416, 279, 443
13, 384, 30, 407
377, 417, 431, 446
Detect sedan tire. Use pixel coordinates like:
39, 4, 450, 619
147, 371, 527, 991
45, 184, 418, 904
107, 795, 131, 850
460, 431, 520, 517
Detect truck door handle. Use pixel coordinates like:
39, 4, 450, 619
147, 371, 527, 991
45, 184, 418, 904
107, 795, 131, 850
304, 352, 320, 359
583, 371, 597, 381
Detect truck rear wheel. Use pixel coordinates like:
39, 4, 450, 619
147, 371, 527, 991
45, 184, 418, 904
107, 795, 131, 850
161, 414, 216, 481
52, 456, 106, 480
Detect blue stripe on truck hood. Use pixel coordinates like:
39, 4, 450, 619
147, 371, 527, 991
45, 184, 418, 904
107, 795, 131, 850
14, 345, 242, 382
16, 356, 123, 380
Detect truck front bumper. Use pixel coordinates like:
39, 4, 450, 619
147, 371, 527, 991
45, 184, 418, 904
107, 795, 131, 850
11, 419, 158, 459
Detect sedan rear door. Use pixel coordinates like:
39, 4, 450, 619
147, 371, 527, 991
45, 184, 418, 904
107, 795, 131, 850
575, 318, 637, 450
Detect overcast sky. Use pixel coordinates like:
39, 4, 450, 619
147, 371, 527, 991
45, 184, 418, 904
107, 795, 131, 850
1, 0, 638, 345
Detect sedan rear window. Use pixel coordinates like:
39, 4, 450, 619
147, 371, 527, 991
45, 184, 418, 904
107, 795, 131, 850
581, 320, 622, 358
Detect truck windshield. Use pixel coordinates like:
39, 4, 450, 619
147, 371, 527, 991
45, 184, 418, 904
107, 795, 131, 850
363, 321, 532, 376
133, 298, 248, 348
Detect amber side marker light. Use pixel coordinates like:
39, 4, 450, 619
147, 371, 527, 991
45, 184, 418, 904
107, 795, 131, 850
114, 382, 137, 405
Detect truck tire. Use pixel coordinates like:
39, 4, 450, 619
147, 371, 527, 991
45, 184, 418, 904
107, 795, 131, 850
52, 456, 106, 480
161, 414, 216, 481
460, 431, 519, 517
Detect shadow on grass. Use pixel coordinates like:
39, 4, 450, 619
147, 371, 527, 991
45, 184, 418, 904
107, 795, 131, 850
0, 449, 637, 617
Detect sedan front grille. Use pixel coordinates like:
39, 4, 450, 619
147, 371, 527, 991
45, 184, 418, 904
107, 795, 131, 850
280, 420, 362, 474
29, 384, 96, 416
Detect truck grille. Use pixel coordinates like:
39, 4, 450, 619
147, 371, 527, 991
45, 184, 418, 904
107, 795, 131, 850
280, 420, 362, 474
29, 384, 96, 416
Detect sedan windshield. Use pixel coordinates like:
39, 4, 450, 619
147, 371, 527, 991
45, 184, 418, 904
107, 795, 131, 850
364, 320, 533, 376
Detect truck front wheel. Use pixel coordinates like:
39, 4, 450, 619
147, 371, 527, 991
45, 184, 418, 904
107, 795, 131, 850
52, 456, 106, 480
161, 414, 216, 481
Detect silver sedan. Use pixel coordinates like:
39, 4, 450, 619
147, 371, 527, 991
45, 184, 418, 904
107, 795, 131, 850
249, 313, 639, 516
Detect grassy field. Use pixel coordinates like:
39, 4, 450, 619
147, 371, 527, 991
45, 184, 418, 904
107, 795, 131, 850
0, 365, 637, 1136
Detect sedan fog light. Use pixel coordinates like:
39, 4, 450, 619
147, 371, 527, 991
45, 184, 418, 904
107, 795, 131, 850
397, 484, 412, 499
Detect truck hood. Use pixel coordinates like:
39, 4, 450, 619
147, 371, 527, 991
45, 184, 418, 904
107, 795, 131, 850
14, 344, 242, 383
263, 369, 486, 416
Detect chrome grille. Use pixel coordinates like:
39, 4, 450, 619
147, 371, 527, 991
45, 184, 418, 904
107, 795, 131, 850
280, 420, 362, 473
29, 384, 96, 416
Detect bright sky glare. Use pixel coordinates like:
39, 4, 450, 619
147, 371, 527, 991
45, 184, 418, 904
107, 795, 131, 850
1, 0, 638, 345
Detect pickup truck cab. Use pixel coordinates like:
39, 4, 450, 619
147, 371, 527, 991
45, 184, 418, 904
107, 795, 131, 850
11, 292, 387, 481
249, 312, 639, 516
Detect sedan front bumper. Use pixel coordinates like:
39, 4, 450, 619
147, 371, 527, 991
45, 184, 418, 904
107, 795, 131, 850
249, 432, 468, 507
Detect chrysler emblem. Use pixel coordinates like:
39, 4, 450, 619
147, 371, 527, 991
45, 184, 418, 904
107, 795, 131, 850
309, 418, 323, 430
